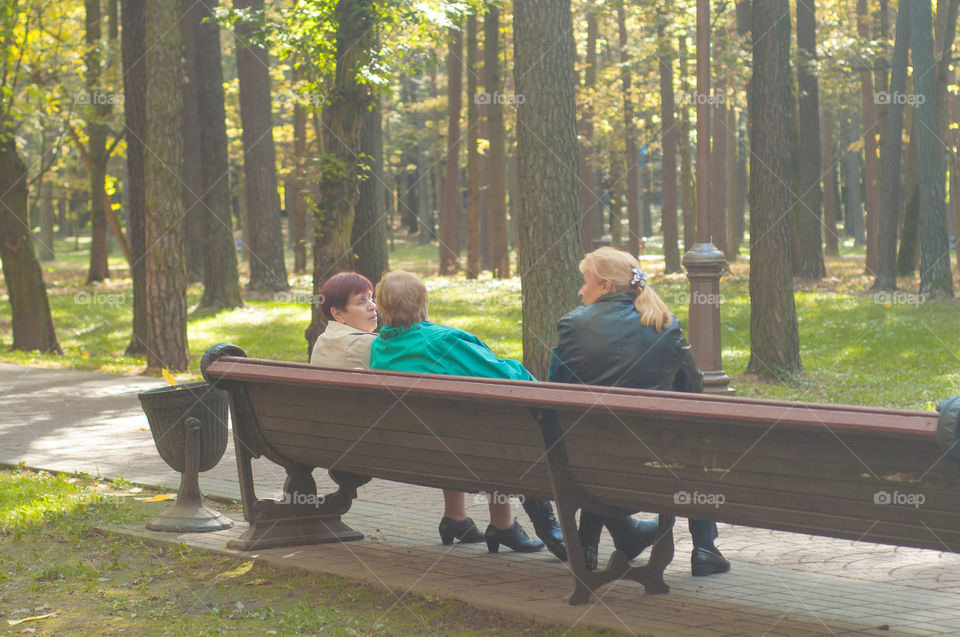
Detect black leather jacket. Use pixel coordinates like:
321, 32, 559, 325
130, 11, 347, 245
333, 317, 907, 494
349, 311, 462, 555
548, 293, 702, 392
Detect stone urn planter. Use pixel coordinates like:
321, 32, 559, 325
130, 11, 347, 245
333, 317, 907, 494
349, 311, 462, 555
138, 381, 233, 532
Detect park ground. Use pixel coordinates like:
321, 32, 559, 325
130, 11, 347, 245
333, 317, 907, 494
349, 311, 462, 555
0, 467, 618, 636
1, 233, 958, 635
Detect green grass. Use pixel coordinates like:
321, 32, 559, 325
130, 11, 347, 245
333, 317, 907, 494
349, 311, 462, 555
0, 234, 957, 408
0, 468, 621, 636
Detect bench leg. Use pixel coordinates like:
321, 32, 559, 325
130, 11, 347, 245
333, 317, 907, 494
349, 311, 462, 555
227, 463, 366, 551
562, 515, 675, 605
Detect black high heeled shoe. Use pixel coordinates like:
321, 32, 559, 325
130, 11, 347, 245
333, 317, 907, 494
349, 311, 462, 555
484, 519, 544, 553
605, 516, 659, 560
438, 516, 484, 545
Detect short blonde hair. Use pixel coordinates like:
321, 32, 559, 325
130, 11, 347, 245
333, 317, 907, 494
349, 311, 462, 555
375, 270, 429, 327
579, 247, 673, 332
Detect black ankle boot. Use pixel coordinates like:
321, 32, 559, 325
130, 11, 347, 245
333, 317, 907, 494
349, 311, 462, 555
582, 546, 598, 571
438, 516, 484, 545
484, 519, 544, 553
604, 516, 659, 560
522, 499, 566, 561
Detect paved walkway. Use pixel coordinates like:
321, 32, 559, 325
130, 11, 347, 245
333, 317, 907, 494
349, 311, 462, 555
3, 362, 960, 636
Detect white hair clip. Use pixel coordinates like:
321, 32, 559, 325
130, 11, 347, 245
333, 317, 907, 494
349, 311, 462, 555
630, 268, 647, 289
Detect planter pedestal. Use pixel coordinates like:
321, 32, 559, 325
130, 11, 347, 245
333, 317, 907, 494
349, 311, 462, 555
138, 382, 233, 532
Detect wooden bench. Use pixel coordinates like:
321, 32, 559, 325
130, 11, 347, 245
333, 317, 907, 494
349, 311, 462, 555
200, 343, 960, 605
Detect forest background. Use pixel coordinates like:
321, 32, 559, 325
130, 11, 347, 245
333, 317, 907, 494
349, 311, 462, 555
0, 0, 957, 408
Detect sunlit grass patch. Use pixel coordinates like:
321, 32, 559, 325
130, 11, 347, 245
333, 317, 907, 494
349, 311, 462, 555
0, 468, 616, 636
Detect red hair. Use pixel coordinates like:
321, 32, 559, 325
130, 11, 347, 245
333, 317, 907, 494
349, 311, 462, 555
319, 272, 374, 321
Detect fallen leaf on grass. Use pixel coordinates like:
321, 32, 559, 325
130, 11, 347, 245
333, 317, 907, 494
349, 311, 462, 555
8, 610, 60, 626
244, 579, 272, 586
138, 494, 175, 502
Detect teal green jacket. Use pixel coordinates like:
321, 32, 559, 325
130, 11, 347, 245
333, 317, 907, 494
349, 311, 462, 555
370, 321, 535, 381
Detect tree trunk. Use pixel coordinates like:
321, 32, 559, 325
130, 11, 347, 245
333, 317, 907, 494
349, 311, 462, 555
85, 0, 110, 283
514, 0, 584, 380
440, 26, 462, 274
641, 154, 652, 237
306, 0, 375, 352
724, 101, 739, 260
144, 0, 189, 371
858, 0, 880, 274
37, 181, 55, 261
466, 15, 481, 277
121, 0, 148, 356
234, 0, 288, 292
821, 110, 840, 256
617, 5, 641, 256
736, 110, 748, 242
196, 0, 242, 308
710, 85, 728, 256
909, 0, 954, 297
181, 0, 205, 283
678, 33, 696, 251
793, 0, 825, 279
748, 0, 801, 376
609, 155, 623, 248
479, 108, 492, 270
352, 96, 388, 284
659, 20, 680, 272
876, 0, 909, 290
485, 7, 509, 277
954, 86, 960, 274
0, 134, 62, 354
579, 10, 599, 250
844, 110, 865, 244
415, 93, 433, 247
292, 91, 308, 273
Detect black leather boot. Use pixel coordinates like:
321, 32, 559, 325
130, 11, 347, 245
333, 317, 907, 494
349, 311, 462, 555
582, 546, 598, 571
522, 498, 566, 561
484, 519, 544, 553
604, 516, 659, 560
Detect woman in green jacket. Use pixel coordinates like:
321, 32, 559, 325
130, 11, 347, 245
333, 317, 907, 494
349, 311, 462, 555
370, 270, 564, 557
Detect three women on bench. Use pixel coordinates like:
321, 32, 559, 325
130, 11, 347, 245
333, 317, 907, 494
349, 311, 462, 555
308, 253, 729, 577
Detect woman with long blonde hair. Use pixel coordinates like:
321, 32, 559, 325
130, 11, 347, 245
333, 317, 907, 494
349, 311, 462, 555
548, 247, 728, 576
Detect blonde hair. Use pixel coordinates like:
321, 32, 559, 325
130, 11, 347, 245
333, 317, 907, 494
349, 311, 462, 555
579, 247, 673, 332
375, 270, 429, 327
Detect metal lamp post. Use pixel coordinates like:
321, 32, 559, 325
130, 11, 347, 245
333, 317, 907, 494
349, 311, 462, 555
682, 0, 734, 395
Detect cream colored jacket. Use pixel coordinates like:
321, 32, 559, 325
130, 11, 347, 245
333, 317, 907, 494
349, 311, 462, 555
309, 320, 376, 369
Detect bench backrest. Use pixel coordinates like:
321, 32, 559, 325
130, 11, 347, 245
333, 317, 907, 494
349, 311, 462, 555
205, 356, 960, 552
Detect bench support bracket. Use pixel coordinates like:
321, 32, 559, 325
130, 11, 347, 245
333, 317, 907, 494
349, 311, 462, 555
222, 380, 365, 551
531, 407, 675, 605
